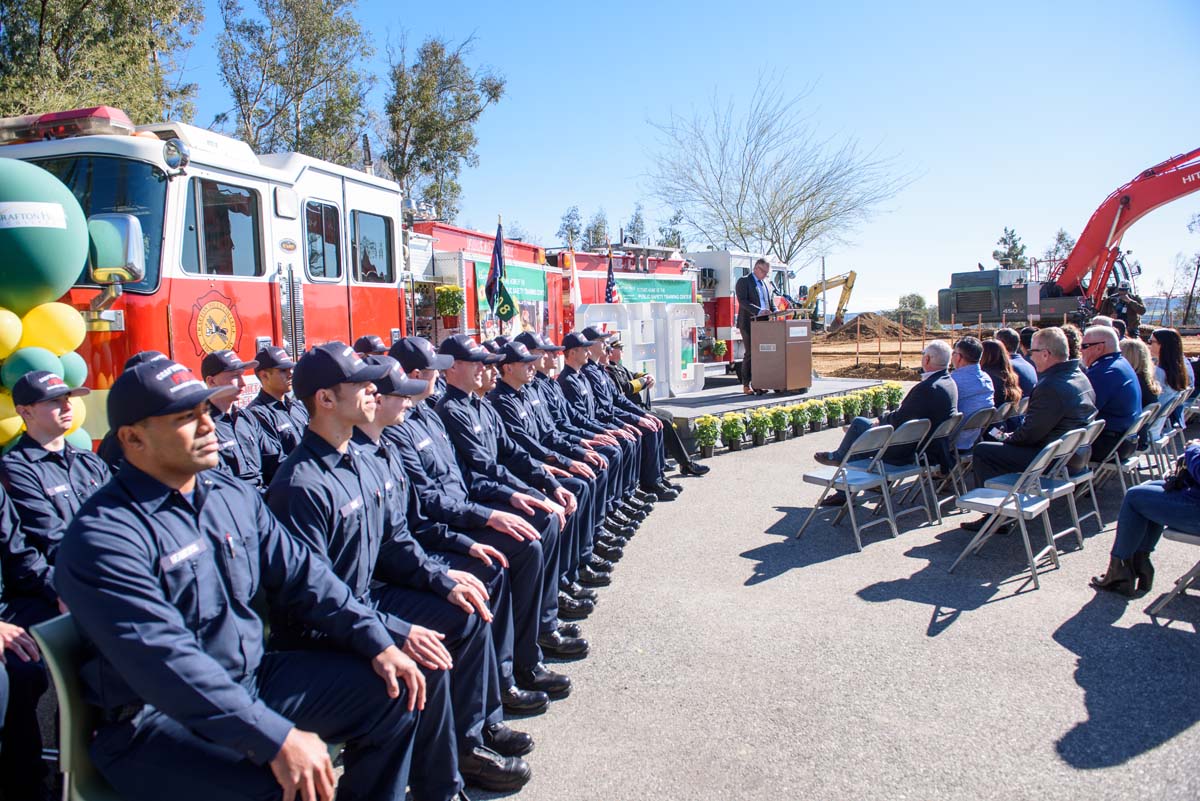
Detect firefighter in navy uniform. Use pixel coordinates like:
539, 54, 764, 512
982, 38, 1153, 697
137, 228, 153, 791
54, 359, 464, 801
199, 350, 281, 489
386, 336, 575, 707
266, 343, 531, 793
96, 351, 172, 472
244, 345, 309, 456
2, 371, 110, 562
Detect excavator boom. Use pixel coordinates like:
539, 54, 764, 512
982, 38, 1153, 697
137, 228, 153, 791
799, 270, 857, 327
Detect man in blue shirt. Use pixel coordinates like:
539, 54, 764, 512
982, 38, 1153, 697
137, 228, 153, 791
244, 345, 308, 456
55, 359, 460, 801
200, 349, 281, 489
995, 328, 1037, 397
3, 371, 110, 562
1081, 325, 1142, 459
949, 337, 995, 451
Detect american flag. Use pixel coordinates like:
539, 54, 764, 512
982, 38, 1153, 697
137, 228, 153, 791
485, 222, 504, 312
604, 248, 620, 303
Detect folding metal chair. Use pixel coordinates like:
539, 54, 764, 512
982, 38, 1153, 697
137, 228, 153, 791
949, 437, 1062, 589
1092, 404, 1159, 493
796, 424, 896, 551
1016, 396, 1030, 415
1143, 394, 1185, 478
1146, 529, 1200, 617
1067, 418, 1107, 530
858, 418, 933, 527
983, 427, 1089, 552
938, 406, 997, 499
902, 411, 962, 526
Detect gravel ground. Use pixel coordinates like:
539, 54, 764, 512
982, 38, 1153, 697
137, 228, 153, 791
476, 427, 1200, 801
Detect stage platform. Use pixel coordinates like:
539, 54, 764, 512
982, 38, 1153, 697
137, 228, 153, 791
657, 375, 882, 430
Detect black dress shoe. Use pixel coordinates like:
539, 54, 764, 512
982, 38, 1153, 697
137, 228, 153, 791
558, 621, 583, 638
579, 565, 613, 586
557, 593, 594, 619
600, 532, 629, 547
819, 492, 846, 507
593, 540, 624, 561
619, 504, 648, 522
515, 663, 571, 699
813, 451, 840, 467
657, 480, 683, 493
501, 685, 549, 715
664, 459, 679, 471
561, 580, 599, 601
604, 521, 637, 539
651, 487, 679, 502
537, 630, 589, 658
609, 509, 640, 527
681, 461, 711, 476
627, 494, 654, 509
587, 555, 615, 572
458, 746, 532, 792
633, 489, 658, 504
484, 722, 535, 757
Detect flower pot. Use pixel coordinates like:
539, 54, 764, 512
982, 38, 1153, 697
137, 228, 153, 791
441, 315, 459, 329
792, 423, 805, 437
843, 412, 855, 425
774, 429, 788, 442
728, 438, 743, 451
699, 444, 714, 458
810, 420, 822, 432
751, 432, 767, 447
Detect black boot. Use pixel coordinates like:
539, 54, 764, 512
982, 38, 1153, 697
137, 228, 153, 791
1089, 555, 1136, 597
1131, 551, 1155, 595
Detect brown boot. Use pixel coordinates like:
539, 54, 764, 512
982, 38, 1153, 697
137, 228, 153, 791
1131, 551, 1154, 595
1089, 555, 1136, 597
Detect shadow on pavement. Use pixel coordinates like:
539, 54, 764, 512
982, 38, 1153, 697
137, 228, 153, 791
1053, 592, 1200, 768
741, 506, 864, 585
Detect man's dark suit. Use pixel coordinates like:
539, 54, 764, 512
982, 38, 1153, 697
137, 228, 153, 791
829, 369, 958, 470
734, 273, 771, 388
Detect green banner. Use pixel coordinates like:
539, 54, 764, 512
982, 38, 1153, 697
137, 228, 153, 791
474, 261, 546, 308
614, 276, 693, 304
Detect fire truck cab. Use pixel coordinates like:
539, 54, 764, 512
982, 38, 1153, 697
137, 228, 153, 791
0, 106, 409, 436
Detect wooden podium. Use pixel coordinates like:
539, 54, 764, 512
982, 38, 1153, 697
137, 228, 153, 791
750, 313, 813, 391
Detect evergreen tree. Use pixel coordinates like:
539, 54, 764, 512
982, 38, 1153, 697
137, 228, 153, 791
582, 209, 609, 251
992, 227, 1028, 270
557, 206, 582, 246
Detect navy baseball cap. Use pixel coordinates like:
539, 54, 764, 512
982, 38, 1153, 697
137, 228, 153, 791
364, 356, 429, 396
515, 331, 563, 353
493, 335, 511, 348
12, 371, 90, 406
255, 345, 296, 371
499, 342, 538, 365
108, 360, 237, 430
123, 350, 168, 371
479, 340, 508, 364
353, 335, 388, 355
389, 337, 453, 372
292, 342, 391, 399
200, 349, 259, 379
562, 332, 591, 350
581, 325, 615, 342
438, 334, 496, 363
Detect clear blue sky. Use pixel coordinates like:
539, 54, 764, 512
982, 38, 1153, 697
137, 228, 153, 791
184, 0, 1200, 311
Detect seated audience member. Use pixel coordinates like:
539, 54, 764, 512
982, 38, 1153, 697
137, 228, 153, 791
1082, 325, 1142, 459
981, 340, 1022, 409
815, 340, 958, 480
1090, 440, 1200, 598
1090, 315, 1114, 327
0, 483, 57, 800
1019, 326, 1037, 361
1150, 328, 1193, 429
201, 349, 281, 489
1120, 338, 1160, 449
949, 337, 994, 451
1112, 319, 1128, 340
1062, 324, 1083, 360
994, 328, 1036, 397
967, 327, 1096, 530
3, 371, 111, 562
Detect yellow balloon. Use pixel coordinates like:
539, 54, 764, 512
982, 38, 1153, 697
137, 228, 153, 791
18, 302, 86, 356
0, 391, 24, 443
0, 308, 21, 360
66, 395, 87, 435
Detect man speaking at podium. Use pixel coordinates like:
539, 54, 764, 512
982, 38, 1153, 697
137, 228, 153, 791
735, 258, 774, 396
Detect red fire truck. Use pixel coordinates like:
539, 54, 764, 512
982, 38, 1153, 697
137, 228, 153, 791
684, 249, 791, 373
0, 106, 412, 437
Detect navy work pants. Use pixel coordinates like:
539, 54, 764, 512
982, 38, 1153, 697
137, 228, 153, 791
0, 596, 55, 801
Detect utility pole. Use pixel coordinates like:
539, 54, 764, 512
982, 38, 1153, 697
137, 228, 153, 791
821, 256, 828, 330
1185, 253, 1200, 326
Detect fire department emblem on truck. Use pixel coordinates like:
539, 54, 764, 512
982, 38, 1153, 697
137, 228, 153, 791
188, 290, 243, 355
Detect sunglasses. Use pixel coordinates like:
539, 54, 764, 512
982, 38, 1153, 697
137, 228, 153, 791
1080, 342, 1104, 350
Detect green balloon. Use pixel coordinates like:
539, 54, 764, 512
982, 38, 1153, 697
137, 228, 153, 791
0, 158, 89, 315
65, 427, 93, 450
60, 350, 88, 387
1, 346, 65, 388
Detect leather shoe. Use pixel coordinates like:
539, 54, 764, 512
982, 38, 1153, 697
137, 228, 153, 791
561, 580, 599, 601
609, 509, 640, 527
625, 494, 652, 509
587, 555, 615, 572
537, 630, 589, 658
813, 451, 840, 466
515, 663, 571, 699
657, 480, 683, 493
484, 722, 535, 757
619, 504, 649, 522
600, 532, 629, 547
664, 459, 679, 471
593, 540, 624, 561
501, 685, 549, 715
458, 746, 531, 792
651, 487, 679, 502
681, 461, 711, 476
633, 489, 658, 504
579, 565, 613, 586
558, 621, 583, 638
557, 593, 594, 619
604, 521, 637, 539
820, 492, 846, 507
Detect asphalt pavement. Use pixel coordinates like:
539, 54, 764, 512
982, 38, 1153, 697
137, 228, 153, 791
477, 426, 1200, 801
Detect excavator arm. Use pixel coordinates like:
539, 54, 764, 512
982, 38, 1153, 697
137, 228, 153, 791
1052, 147, 1200, 303
799, 271, 857, 327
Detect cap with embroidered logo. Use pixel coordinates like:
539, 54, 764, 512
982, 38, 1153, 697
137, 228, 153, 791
11, 371, 90, 406
353, 335, 389, 355
254, 345, 297, 371
363, 356, 430, 396
388, 337, 453, 372
438, 334, 498, 363
108, 360, 237, 430
200, 350, 259, 379
561, 332, 592, 351
292, 342, 391, 399
580, 325, 615, 342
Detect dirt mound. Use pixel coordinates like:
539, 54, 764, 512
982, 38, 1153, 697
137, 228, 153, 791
823, 312, 924, 342
827, 362, 921, 381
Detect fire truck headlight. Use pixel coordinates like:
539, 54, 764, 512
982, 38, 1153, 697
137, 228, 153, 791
163, 138, 190, 171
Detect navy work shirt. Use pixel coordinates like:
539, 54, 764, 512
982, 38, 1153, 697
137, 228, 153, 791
582, 361, 642, 425
55, 464, 392, 765
533, 372, 606, 439
1, 433, 111, 561
0, 483, 55, 619
244, 390, 309, 455
209, 404, 280, 490
489, 380, 586, 467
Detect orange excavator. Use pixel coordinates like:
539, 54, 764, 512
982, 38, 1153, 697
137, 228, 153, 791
939, 147, 1200, 323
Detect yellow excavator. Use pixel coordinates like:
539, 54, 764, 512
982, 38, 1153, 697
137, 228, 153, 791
794, 270, 856, 330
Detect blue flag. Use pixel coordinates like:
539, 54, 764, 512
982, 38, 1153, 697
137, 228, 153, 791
485, 222, 505, 312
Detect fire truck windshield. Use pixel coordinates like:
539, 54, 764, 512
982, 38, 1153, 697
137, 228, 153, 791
31, 154, 167, 292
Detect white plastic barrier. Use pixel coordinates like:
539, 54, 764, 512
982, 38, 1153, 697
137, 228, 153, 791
574, 302, 705, 399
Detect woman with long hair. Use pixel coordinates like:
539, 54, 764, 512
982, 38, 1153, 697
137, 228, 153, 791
1150, 328, 1192, 434
980, 340, 1021, 407
1121, 337, 1161, 447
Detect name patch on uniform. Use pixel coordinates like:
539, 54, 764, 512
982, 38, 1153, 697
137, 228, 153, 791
219, 440, 237, 451
160, 538, 209, 572
339, 496, 364, 516
278, 422, 292, 431
415, 437, 433, 450
473, 425, 482, 433
45, 483, 70, 496
530, 398, 541, 406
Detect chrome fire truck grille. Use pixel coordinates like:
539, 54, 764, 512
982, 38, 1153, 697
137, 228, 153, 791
279, 266, 306, 357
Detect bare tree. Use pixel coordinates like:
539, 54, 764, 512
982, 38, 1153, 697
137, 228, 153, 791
647, 75, 907, 264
